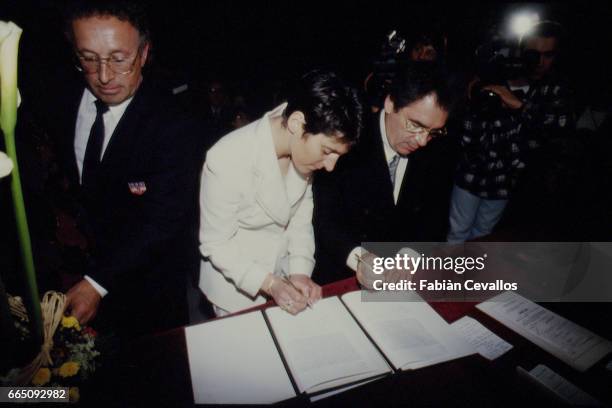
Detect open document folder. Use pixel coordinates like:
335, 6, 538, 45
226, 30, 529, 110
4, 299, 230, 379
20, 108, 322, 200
340, 291, 475, 370
265, 296, 391, 398
186, 290, 476, 404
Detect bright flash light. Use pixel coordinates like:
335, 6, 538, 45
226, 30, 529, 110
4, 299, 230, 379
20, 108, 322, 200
510, 12, 540, 37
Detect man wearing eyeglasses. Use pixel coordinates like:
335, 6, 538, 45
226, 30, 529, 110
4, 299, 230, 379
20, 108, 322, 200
313, 62, 455, 287
55, 1, 204, 337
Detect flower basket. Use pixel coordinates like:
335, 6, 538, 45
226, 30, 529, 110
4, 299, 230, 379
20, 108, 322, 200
1, 291, 100, 403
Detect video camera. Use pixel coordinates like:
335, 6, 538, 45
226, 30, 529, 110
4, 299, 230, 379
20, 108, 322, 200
365, 30, 408, 107
470, 37, 539, 113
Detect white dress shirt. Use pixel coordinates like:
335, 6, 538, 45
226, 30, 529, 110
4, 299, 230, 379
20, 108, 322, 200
74, 88, 132, 182
346, 110, 410, 271
74, 88, 133, 297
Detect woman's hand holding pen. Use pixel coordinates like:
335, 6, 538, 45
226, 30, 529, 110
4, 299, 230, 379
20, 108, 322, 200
288, 274, 322, 308
261, 274, 311, 315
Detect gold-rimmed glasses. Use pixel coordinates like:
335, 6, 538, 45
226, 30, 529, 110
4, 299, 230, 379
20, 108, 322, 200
75, 46, 142, 75
404, 117, 447, 139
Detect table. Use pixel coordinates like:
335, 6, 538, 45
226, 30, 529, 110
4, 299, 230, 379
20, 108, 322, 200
122, 278, 612, 407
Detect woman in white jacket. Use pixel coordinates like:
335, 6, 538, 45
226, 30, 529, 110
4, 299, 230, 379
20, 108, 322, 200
199, 71, 363, 316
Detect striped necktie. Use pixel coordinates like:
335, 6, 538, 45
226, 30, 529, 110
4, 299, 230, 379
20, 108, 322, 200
389, 154, 400, 187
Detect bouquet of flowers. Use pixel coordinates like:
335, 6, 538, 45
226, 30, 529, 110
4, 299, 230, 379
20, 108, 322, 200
1, 292, 100, 403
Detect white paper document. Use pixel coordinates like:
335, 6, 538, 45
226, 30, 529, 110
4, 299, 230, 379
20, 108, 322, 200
185, 311, 296, 404
451, 316, 513, 360
185, 291, 484, 404
341, 290, 476, 370
477, 291, 612, 371
518, 364, 601, 406
265, 296, 392, 395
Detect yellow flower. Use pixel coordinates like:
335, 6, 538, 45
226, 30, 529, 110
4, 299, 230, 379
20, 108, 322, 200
61, 316, 81, 331
58, 361, 80, 378
69, 387, 80, 403
31, 368, 51, 386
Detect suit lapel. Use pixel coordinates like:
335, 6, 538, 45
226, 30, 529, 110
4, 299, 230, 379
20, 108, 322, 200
252, 107, 291, 226
396, 152, 412, 205
397, 146, 429, 210
65, 88, 85, 186
98, 85, 149, 175
360, 117, 396, 209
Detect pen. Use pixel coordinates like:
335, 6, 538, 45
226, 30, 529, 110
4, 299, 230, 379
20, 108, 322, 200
354, 253, 373, 270
281, 272, 313, 309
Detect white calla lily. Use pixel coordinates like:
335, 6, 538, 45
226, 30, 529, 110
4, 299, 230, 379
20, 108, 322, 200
0, 21, 23, 133
0, 151, 13, 178
0, 21, 23, 108
0, 20, 43, 342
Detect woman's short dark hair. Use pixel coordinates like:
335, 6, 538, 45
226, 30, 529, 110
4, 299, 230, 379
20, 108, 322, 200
64, 0, 150, 45
283, 70, 363, 144
388, 61, 454, 113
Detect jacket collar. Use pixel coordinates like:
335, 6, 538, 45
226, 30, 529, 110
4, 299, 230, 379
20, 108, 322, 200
252, 103, 309, 226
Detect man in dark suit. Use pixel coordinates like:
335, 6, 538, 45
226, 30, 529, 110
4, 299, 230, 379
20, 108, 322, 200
313, 62, 456, 286
56, 1, 204, 336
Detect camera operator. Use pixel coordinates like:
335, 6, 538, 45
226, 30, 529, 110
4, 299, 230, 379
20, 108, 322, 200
364, 27, 447, 113
447, 21, 574, 243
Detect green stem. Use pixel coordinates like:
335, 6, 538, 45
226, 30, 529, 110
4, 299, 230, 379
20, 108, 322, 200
3, 129, 42, 343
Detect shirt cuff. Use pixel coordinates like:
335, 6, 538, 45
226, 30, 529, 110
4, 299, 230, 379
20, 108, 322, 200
346, 246, 364, 272
84, 275, 108, 298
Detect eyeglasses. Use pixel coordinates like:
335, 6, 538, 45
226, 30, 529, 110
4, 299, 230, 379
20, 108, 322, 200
75, 47, 142, 75
403, 117, 447, 139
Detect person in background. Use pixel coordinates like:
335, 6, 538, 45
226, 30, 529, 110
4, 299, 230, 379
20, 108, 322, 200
202, 79, 235, 140
365, 26, 448, 112
447, 21, 574, 243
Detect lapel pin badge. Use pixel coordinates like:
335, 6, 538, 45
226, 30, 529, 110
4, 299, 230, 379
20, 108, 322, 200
128, 181, 147, 196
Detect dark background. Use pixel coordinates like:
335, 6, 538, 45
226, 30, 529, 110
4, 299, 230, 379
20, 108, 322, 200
3, 1, 612, 113
1, 1, 612, 393
1, 1, 611, 292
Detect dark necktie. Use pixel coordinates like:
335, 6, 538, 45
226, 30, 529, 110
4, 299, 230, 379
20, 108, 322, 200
82, 99, 109, 186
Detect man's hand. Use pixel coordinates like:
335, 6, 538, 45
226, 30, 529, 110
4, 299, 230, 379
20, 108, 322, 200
65, 279, 101, 324
384, 247, 420, 284
356, 251, 381, 290
481, 85, 524, 110
383, 265, 413, 285
289, 274, 322, 306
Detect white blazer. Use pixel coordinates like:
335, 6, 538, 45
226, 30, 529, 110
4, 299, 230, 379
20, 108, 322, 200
199, 104, 315, 312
